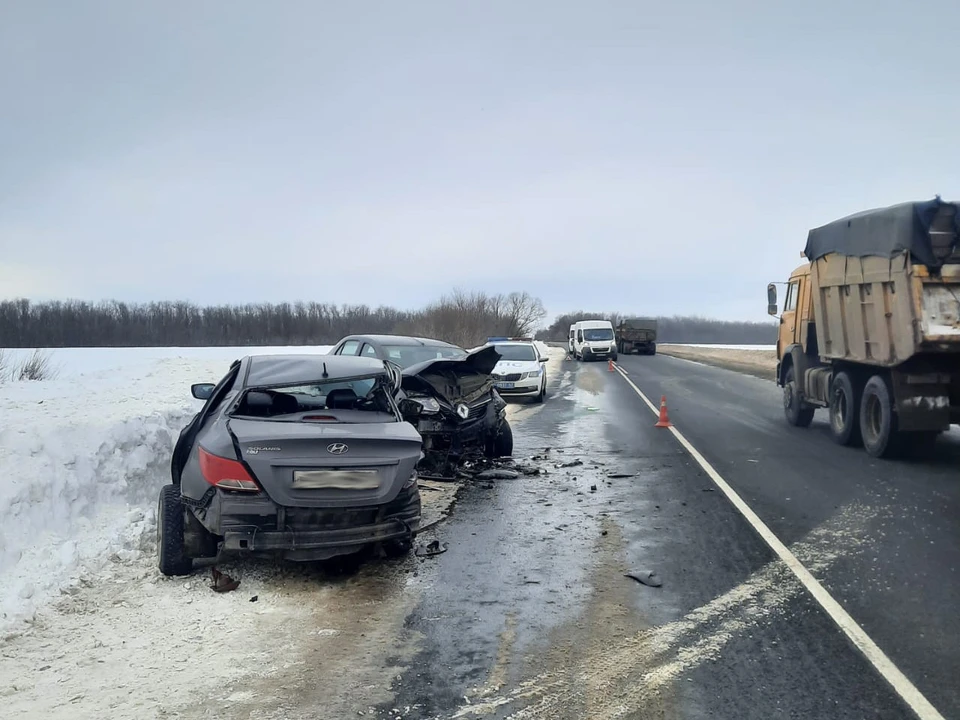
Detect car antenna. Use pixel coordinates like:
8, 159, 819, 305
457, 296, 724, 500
322, 361, 329, 379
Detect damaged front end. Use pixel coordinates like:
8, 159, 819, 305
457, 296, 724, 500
397, 345, 511, 480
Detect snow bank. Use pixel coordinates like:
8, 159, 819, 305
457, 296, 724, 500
0, 344, 334, 379
0, 346, 330, 633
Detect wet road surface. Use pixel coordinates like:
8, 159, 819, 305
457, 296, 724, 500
372, 353, 957, 720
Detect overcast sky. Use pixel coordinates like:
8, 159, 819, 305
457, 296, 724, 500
1, 1, 957, 324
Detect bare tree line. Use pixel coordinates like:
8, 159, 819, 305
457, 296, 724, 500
538, 311, 776, 345
0, 295, 775, 349
0, 291, 548, 349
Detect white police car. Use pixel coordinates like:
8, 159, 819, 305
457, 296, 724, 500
484, 338, 548, 403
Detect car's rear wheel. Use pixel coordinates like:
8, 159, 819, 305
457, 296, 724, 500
157, 484, 193, 576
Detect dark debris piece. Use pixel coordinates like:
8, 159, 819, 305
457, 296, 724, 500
476, 469, 521, 480
210, 567, 240, 593
624, 570, 662, 588
415, 540, 449, 558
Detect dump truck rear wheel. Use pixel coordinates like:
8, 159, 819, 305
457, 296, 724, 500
783, 366, 814, 428
829, 371, 862, 446
860, 375, 901, 458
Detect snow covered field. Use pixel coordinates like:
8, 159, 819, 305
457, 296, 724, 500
0, 345, 332, 632
0, 343, 561, 718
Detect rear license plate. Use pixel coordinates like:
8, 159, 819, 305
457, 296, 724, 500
497, 382, 515, 389
292, 470, 380, 490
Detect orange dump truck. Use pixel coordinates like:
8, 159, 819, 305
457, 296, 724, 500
768, 197, 960, 458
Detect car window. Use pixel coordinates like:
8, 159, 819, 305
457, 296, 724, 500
494, 344, 537, 361
339, 340, 360, 356
583, 328, 614, 341
361, 343, 379, 358
232, 375, 390, 418
381, 344, 466, 369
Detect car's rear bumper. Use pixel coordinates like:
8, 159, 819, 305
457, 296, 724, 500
196, 482, 421, 560
222, 517, 413, 552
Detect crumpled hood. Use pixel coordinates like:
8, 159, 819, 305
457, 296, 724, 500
401, 345, 500, 378
400, 345, 501, 405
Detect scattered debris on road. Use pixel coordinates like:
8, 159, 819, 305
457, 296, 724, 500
415, 540, 449, 558
560, 459, 583, 468
476, 469, 521, 480
209, 567, 240, 593
624, 570, 662, 588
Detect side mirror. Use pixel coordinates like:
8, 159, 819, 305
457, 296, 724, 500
766, 283, 778, 316
192, 383, 216, 400
538, 356, 548, 363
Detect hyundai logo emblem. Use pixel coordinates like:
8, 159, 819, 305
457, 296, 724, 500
326, 443, 349, 455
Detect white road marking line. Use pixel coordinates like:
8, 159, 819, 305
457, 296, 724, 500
612, 363, 947, 720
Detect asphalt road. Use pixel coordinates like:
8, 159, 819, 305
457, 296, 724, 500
371, 353, 959, 720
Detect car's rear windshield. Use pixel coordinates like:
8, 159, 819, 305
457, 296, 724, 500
233, 374, 393, 419
493, 344, 537, 361
382, 344, 465, 369
583, 328, 614, 341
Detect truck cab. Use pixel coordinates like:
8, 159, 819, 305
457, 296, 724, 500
769, 263, 816, 372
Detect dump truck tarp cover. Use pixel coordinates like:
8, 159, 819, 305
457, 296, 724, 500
803, 197, 960, 268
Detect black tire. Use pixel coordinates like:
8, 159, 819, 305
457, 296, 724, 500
783, 365, 815, 428
649, 343, 656, 356
860, 374, 900, 458
491, 419, 514, 457
157, 484, 193, 576
611, 353, 618, 362
829, 371, 862, 446
534, 376, 545, 403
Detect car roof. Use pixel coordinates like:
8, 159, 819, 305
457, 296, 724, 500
243, 354, 386, 388
342, 334, 461, 348
489, 340, 536, 347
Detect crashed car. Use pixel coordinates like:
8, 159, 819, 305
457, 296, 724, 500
160, 354, 422, 576
329, 334, 513, 479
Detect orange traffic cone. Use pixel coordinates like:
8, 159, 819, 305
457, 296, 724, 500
608, 358, 615, 372
654, 395, 673, 428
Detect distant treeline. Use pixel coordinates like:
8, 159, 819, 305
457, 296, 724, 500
0, 296, 775, 349
0, 292, 547, 349
538, 311, 776, 345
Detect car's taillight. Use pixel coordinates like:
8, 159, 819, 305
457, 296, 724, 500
199, 447, 260, 492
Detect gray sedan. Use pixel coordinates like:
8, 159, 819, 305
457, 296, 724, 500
160, 353, 423, 576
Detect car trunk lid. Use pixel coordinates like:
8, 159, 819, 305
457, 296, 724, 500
226, 418, 422, 507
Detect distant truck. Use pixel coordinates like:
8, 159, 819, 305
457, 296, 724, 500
767, 197, 960, 458
616, 317, 658, 355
